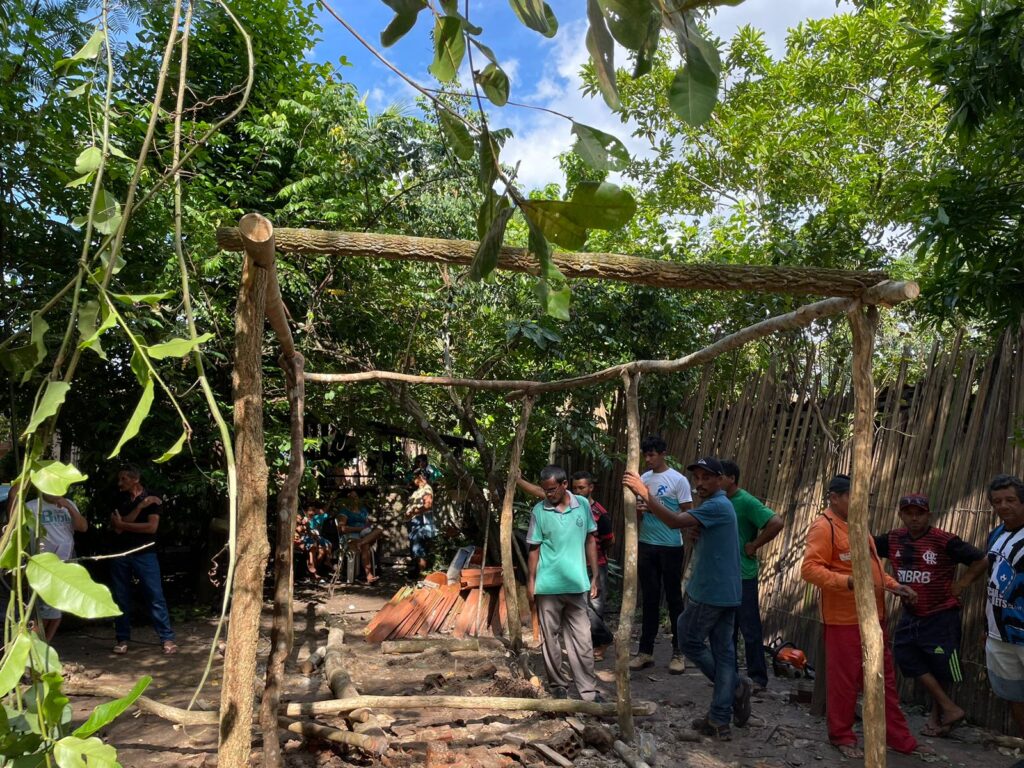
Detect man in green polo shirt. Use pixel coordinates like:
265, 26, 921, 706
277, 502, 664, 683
526, 465, 603, 702
721, 460, 784, 691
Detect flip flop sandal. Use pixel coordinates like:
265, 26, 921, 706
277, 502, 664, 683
162, 641, 179, 655
112, 642, 128, 654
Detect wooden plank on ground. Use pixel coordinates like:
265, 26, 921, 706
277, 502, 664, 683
425, 584, 461, 636
390, 588, 436, 640
365, 586, 412, 638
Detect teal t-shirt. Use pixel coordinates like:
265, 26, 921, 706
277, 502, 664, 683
731, 488, 777, 580
527, 493, 597, 595
639, 468, 691, 547
687, 490, 741, 607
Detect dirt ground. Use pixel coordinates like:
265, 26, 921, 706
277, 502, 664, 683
54, 577, 1022, 768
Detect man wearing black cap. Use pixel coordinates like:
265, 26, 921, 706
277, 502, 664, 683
801, 474, 921, 759
874, 492, 984, 737
625, 455, 749, 740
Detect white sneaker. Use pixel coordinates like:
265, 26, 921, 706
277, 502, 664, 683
669, 654, 686, 674
629, 653, 655, 671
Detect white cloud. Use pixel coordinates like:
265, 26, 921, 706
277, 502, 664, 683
708, 0, 849, 56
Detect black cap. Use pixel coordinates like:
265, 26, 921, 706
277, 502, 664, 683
899, 493, 930, 512
687, 456, 724, 475
828, 474, 851, 494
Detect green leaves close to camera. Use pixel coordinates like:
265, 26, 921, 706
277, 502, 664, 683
92, 187, 122, 236
429, 16, 465, 82
596, 0, 660, 50
74, 146, 102, 175
29, 460, 88, 496
509, 0, 558, 37
154, 431, 188, 464
585, 0, 620, 110
521, 182, 637, 250
26, 553, 121, 619
469, 196, 515, 281
571, 122, 630, 171
0, 311, 49, 384
379, 0, 427, 47
22, 381, 71, 437
77, 299, 112, 360
73, 676, 152, 738
108, 377, 154, 458
147, 333, 215, 360
53, 735, 120, 768
528, 221, 570, 320
0, 633, 32, 697
55, 27, 105, 70
475, 63, 510, 106
669, 32, 721, 126
437, 110, 475, 161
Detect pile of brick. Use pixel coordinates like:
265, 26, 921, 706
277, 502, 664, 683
365, 567, 507, 644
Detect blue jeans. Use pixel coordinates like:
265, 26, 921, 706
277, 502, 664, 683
679, 597, 737, 726
111, 551, 175, 643
734, 578, 769, 687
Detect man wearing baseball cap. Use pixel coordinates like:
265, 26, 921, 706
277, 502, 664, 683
801, 474, 923, 759
874, 492, 984, 737
625, 455, 749, 740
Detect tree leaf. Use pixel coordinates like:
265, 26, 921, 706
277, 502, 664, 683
154, 431, 188, 464
469, 199, 515, 281
596, 0, 660, 50
92, 187, 122, 236
108, 379, 154, 458
471, 38, 498, 64
563, 181, 637, 229
571, 122, 630, 171
55, 28, 105, 69
0, 311, 49, 384
475, 63, 510, 106
380, 0, 427, 47
535, 279, 571, 321
27, 553, 121, 619
508, 0, 556, 37
74, 147, 102, 175
53, 735, 120, 768
668, 33, 720, 126
73, 676, 152, 738
29, 634, 62, 676
147, 333, 215, 360
437, 110, 475, 161
520, 200, 588, 250
585, 0, 620, 110
428, 16, 465, 83
77, 299, 111, 360
109, 290, 175, 305
0, 633, 32, 697
478, 128, 500, 193
22, 381, 71, 437
66, 173, 94, 188
30, 460, 88, 496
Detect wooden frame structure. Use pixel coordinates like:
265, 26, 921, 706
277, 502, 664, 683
216, 213, 919, 767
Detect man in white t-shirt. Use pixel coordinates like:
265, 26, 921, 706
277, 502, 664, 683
25, 493, 89, 640
624, 435, 693, 674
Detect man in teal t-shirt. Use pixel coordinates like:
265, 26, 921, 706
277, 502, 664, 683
527, 465, 603, 702
722, 460, 784, 691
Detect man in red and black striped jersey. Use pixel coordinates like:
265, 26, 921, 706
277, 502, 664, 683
874, 493, 984, 737
572, 471, 615, 660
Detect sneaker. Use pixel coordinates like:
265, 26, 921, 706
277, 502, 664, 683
550, 686, 568, 699
733, 676, 753, 727
692, 716, 732, 741
668, 654, 686, 674
629, 653, 655, 671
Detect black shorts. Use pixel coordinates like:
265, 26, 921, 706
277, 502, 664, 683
893, 608, 963, 683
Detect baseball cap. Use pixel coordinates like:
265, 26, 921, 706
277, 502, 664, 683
687, 457, 724, 475
898, 493, 930, 512
828, 474, 851, 494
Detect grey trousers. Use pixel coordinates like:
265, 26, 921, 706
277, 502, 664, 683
536, 592, 600, 700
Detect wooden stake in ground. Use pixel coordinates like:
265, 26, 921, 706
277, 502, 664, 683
848, 304, 885, 768
219, 248, 272, 766
501, 395, 534, 653
261, 351, 305, 768
616, 369, 641, 741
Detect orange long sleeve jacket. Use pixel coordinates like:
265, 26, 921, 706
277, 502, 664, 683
801, 508, 900, 626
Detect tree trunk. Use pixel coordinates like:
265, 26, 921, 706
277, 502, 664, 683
848, 305, 885, 768
500, 396, 534, 653
217, 227, 902, 299
260, 352, 305, 768
219, 252, 272, 765
616, 369, 641, 741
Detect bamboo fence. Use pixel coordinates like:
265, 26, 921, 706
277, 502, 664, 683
576, 321, 1023, 732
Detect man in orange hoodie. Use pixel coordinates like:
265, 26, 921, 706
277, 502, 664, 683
801, 474, 921, 759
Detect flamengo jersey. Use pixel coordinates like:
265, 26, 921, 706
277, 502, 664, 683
987, 524, 1024, 645
874, 527, 984, 617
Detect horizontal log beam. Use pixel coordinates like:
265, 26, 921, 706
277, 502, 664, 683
280, 693, 657, 718
305, 296, 856, 393
216, 227, 900, 299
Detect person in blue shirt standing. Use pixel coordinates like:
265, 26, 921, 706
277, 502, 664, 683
526, 465, 603, 702
625, 455, 750, 740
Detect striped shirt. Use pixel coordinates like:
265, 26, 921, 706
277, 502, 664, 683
987, 524, 1024, 645
874, 527, 984, 617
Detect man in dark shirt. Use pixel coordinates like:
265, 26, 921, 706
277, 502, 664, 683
572, 471, 615, 659
874, 492, 983, 736
109, 465, 176, 655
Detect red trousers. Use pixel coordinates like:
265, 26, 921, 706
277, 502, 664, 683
824, 623, 918, 753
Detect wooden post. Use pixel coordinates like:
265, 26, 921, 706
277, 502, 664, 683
501, 395, 534, 653
616, 369, 641, 741
848, 305, 885, 768
260, 351, 305, 768
219, 251, 272, 765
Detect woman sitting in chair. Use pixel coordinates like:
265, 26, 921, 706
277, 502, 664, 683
336, 489, 383, 583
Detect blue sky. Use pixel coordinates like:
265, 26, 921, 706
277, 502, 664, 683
311, 1, 848, 190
